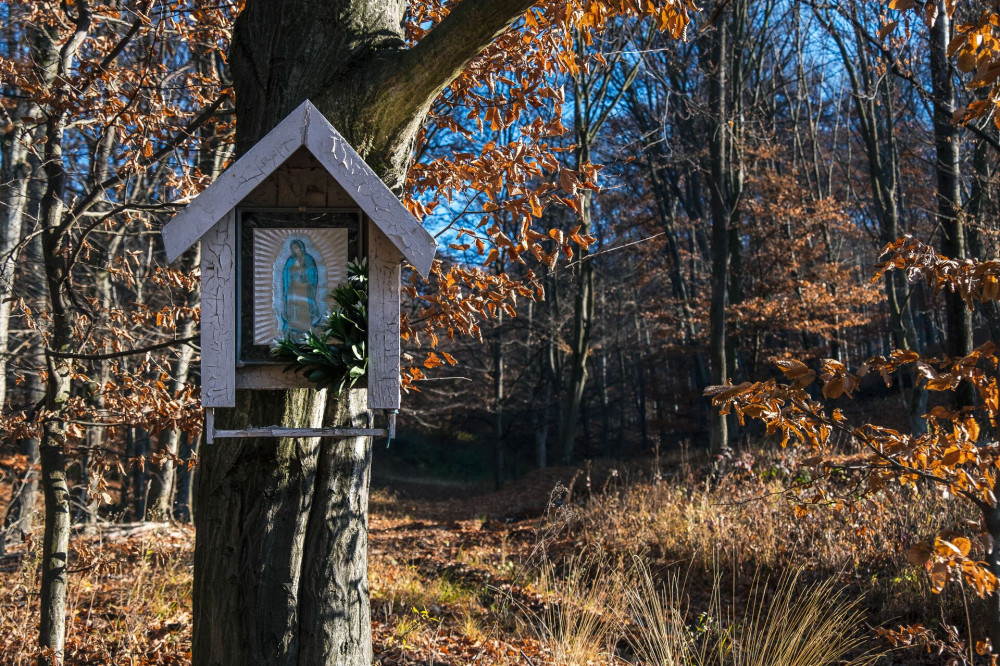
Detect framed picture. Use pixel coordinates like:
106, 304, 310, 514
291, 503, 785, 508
238, 209, 361, 363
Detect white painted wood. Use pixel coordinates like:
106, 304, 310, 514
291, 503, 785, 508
368, 221, 402, 410
161, 100, 436, 276
205, 407, 215, 444
236, 365, 313, 390
213, 427, 387, 439
162, 104, 308, 262
305, 115, 435, 276
200, 211, 237, 407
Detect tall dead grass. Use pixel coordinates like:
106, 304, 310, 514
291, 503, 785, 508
517, 551, 880, 666
626, 561, 879, 666
0, 524, 192, 665
527, 553, 629, 665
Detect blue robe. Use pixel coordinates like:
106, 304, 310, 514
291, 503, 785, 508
281, 250, 320, 337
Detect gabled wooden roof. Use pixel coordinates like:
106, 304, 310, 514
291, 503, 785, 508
161, 100, 436, 276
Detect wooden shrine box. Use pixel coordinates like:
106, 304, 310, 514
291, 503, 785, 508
160, 101, 436, 440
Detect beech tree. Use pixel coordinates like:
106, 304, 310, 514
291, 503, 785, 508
194, 1, 692, 663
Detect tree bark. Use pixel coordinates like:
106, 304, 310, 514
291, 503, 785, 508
194, 389, 372, 666
194, 1, 539, 662
929, 4, 974, 406
0, 112, 30, 409
706, 9, 730, 454
230, 0, 536, 189
1, 211, 47, 553
984, 486, 1000, 653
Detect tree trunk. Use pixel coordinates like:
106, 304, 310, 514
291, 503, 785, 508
819, 7, 927, 433
984, 485, 1000, 653
194, 2, 538, 662
1, 347, 43, 553
194, 389, 372, 665
929, 4, 974, 405
172, 432, 196, 522
76, 233, 122, 524
39, 139, 75, 665
147, 247, 200, 520
0, 113, 30, 408
39, 185, 74, 666
493, 312, 505, 489
560, 189, 594, 464
706, 9, 730, 454
634, 305, 649, 453
130, 428, 150, 520
558, 26, 642, 463
535, 369, 551, 470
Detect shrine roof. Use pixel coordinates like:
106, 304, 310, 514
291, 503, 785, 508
161, 100, 436, 276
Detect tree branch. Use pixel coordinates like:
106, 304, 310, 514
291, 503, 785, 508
64, 92, 230, 227
380, 0, 538, 124
46, 335, 198, 361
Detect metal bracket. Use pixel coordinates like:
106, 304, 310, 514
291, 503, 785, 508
205, 407, 391, 443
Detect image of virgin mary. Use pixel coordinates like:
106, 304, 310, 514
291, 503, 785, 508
280, 238, 322, 338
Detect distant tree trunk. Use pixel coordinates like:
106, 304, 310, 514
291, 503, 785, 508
76, 228, 122, 524
968, 117, 1000, 340
706, 9, 730, 454
819, 6, 926, 433
633, 303, 649, 452
598, 304, 611, 457
559, 27, 642, 463
147, 247, 200, 520
0, 107, 30, 409
1, 316, 45, 551
560, 182, 594, 464
1, 355, 43, 553
929, 4, 973, 403
618, 341, 628, 445
0, 17, 43, 554
493, 311, 505, 489
172, 432, 195, 522
535, 370, 551, 469
130, 428, 150, 520
985, 487, 1000, 654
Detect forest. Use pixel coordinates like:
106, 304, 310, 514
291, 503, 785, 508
2, 0, 1000, 664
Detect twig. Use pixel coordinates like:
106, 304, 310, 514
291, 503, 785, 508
46, 335, 197, 361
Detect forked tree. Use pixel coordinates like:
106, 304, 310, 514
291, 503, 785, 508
192, 1, 694, 663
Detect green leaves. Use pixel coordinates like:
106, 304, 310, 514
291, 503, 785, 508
271, 260, 369, 393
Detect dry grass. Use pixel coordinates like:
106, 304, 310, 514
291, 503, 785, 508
0, 448, 987, 665
626, 562, 879, 666
0, 524, 192, 665
525, 553, 629, 665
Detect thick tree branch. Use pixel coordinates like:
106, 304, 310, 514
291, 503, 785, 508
380, 0, 538, 124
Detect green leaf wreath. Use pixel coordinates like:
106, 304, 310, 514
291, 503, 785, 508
271, 259, 368, 392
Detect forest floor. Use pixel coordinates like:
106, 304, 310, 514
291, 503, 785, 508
0, 446, 990, 665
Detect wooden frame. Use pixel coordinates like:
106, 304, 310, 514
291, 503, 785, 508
204, 407, 396, 444
237, 208, 362, 363
163, 100, 435, 415
162, 101, 434, 275
200, 210, 237, 408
